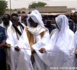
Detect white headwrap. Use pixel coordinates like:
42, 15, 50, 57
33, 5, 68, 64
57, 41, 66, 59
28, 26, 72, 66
42, 15, 75, 67
55, 15, 69, 33
27, 15, 75, 67
49, 15, 75, 54
27, 10, 44, 27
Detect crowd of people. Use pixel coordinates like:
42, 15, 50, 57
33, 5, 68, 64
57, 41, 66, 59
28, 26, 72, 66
0, 10, 77, 70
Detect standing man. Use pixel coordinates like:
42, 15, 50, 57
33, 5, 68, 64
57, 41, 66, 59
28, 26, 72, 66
45, 19, 56, 34
0, 14, 12, 70
16, 10, 50, 70
6, 13, 25, 70
71, 12, 77, 32
45, 15, 75, 70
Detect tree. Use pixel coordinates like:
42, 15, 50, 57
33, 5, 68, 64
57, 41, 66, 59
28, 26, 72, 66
29, 2, 47, 8
0, 0, 7, 16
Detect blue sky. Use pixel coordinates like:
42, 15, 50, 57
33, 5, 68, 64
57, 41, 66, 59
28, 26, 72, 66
6, 0, 77, 9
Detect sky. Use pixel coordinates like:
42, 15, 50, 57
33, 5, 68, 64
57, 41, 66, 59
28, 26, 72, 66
6, 0, 77, 9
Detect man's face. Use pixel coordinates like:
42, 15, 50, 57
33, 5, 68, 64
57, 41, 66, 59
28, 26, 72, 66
11, 16, 19, 25
3, 15, 9, 26
28, 17, 38, 27
46, 21, 51, 26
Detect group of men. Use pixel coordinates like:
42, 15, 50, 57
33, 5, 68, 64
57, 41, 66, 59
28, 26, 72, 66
0, 10, 77, 70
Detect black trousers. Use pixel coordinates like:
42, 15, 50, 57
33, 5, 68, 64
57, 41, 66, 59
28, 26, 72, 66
0, 60, 6, 70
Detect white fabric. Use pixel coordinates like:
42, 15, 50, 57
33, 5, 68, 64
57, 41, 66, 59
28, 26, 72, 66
19, 16, 21, 23
15, 28, 35, 70
33, 10, 42, 20
29, 24, 51, 70
74, 31, 77, 46
17, 27, 50, 70
39, 15, 75, 70
17, 29, 34, 70
21, 22, 26, 27
17, 29, 32, 56
27, 10, 50, 70
27, 25, 47, 43
17, 10, 50, 70
0, 21, 12, 28
74, 31, 77, 67
32, 30, 50, 70
6, 26, 20, 70
17, 24, 25, 33
0, 21, 12, 35
6, 24, 26, 70
27, 25, 46, 36
27, 10, 44, 27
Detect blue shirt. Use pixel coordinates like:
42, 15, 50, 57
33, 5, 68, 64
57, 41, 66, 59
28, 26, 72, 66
0, 26, 6, 44
45, 25, 56, 33
0, 26, 6, 61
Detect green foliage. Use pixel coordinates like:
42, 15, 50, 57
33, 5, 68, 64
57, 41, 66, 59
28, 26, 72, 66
29, 2, 47, 8
0, 0, 7, 16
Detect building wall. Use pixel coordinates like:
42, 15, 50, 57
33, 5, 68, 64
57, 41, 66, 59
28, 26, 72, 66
5, 6, 75, 15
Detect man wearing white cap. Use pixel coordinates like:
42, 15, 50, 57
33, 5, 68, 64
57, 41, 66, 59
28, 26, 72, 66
44, 15, 75, 70
16, 10, 50, 70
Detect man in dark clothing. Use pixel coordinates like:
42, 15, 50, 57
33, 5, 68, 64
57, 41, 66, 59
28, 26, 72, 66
45, 20, 56, 33
69, 19, 75, 32
71, 12, 77, 33
0, 26, 6, 70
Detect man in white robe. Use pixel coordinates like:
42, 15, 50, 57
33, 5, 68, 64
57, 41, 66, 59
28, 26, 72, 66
1, 14, 12, 32
6, 13, 25, 70
41, 15, 75, 70
74, 31, 77, 67
16, 10, 50, 70
1, 14, 12, 70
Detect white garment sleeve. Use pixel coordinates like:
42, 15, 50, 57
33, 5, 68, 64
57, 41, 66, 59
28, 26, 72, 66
75, 31, 77, 48
69, 32, 75, 54
6, 27, 14, 46
32, 31, 50, 50
17, 28, 31, 56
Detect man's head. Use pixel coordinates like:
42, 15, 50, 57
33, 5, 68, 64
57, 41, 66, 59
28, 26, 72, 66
11, 13, 19, 26
2, 14, 10, 26
45, 20, 51, 26
51, 19, 59, 29
55, 15, 69, 31
28, 17, 38, 27
27, 10, 44, 27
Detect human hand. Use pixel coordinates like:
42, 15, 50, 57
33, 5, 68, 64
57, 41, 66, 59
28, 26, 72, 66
15, 46, 20, 52
39, 48, 46, 53
6, 44, 11, 48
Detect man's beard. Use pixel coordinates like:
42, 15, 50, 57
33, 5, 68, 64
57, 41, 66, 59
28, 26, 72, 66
3, 21, 9, 26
